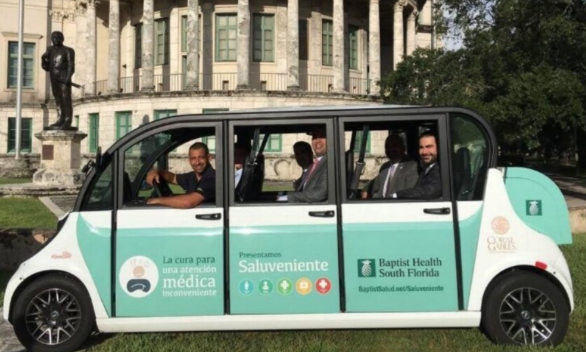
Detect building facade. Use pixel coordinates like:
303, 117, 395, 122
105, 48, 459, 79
0, 0, 439, 176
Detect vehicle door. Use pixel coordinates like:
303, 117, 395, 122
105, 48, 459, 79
228, 119, 341, 314
340, 113, 459, 312
449, 112, 491, 309
76, 154, 115, 316
114, 122, 225, 317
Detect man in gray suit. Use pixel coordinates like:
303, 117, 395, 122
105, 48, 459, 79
363, 134, 418, 198
279, 127, 328, 203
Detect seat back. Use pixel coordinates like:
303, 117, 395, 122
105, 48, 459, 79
235, 154, 265, 202
345, 149, 354, 195
454, 147, 472, 200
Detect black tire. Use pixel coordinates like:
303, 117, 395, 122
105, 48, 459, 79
481, 271, 569, 346
12, 274, 96, 352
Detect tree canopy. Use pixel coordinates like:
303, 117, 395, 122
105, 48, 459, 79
380, 0, 586, 161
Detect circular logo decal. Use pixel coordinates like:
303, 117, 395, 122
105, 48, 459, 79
239, 279, 255, 296
277, 278, 293, 295
296, 278, 312, 295
119, 256, 159, 298
491, 216, 510, 235
315, 278, 332, 295
258, 279, 274, 295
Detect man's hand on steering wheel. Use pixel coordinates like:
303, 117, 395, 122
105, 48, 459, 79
146, 169, 160, 186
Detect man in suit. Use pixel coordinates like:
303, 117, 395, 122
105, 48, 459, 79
234, 142, 251, 188
278, 127, 328, 203
292, 141, 314, 191
392, 130, 442, 200
363, 134, 418, 198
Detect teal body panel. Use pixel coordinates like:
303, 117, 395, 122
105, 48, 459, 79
115, 228, 224, 317
76, 214, 112, 317
457, 206, 483, 309
229, 225, 340, 314
504, 167, 572, 244
343, 222, 458, 312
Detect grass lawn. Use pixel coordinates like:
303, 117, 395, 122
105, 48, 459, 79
0, 177, 30, 185
1, 236, 584, 351
0, 198, 57, 229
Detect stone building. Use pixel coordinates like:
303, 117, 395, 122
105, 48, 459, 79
0, 0, 439, 177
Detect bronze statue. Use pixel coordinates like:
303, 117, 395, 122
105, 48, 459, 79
42, 31, 77, 130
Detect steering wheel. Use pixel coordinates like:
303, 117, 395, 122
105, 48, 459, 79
151, 177, 174, 198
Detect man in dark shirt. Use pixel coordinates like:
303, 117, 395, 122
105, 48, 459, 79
146, 142, 215, 208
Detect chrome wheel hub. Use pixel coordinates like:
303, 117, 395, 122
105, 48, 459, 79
25, 288, 82, 345
499, 287, 556, 344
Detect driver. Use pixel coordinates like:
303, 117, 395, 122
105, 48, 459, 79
146, 142, 215, 208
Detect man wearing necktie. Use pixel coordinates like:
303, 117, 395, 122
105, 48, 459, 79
278, 127, 328, 203
362, 134, 418, 199
392, 130, 443, 200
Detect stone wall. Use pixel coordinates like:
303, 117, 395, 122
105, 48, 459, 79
0, 154, 40, 178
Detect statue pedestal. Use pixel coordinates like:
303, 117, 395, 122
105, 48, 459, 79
33, 130, 88, 186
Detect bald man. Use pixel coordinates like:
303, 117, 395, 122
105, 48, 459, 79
363, 134, 418, 198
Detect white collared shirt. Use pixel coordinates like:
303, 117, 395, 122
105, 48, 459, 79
235, 168, 243, 188
382, 162, 399, 197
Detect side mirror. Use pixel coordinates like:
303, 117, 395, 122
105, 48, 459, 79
81, 160, 95, 174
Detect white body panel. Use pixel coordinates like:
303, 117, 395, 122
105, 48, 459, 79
341, 202, 454, 223
3, 212, 111, 321
117, 206, 224, 229
96, 312, 481, 333
230, 204, 337, 227
466, 169, 574, 311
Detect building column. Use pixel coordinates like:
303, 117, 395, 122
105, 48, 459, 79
333, 0, 345, 92
85, 0, 97, 95
393, 0, 405, 70
108, 0, 120, 93
287, 0, 299, 90
368, 0, 381, 95
75, 6, 87, 98
185, 0, 200, 90
236, 0, 250, 89
202, 1, 214, 90
406, 8, 417, 56
141, 0, 155, 92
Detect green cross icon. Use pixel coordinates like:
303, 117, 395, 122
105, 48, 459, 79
277, 278, 293, 295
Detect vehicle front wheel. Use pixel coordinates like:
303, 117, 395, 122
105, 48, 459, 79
12, 274, 95, 352
481, 271, 569, 346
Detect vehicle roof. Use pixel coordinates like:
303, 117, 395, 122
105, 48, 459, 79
106, 105, 490, 153
235, 104, 420, 113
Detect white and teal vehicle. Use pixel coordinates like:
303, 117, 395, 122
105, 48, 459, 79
3, 106, 574, 351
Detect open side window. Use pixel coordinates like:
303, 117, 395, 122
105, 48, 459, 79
120, 126, 217, 207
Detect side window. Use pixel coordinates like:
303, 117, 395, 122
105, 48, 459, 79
450, 114, 489, 201
345, 120, 443, 201
81, 161, 113, 211
121, 128, 217, 205
232, 123, 331, 204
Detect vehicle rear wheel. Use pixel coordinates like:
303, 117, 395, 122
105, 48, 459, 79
481, 271, 569, 346
12, 274, 95, 352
